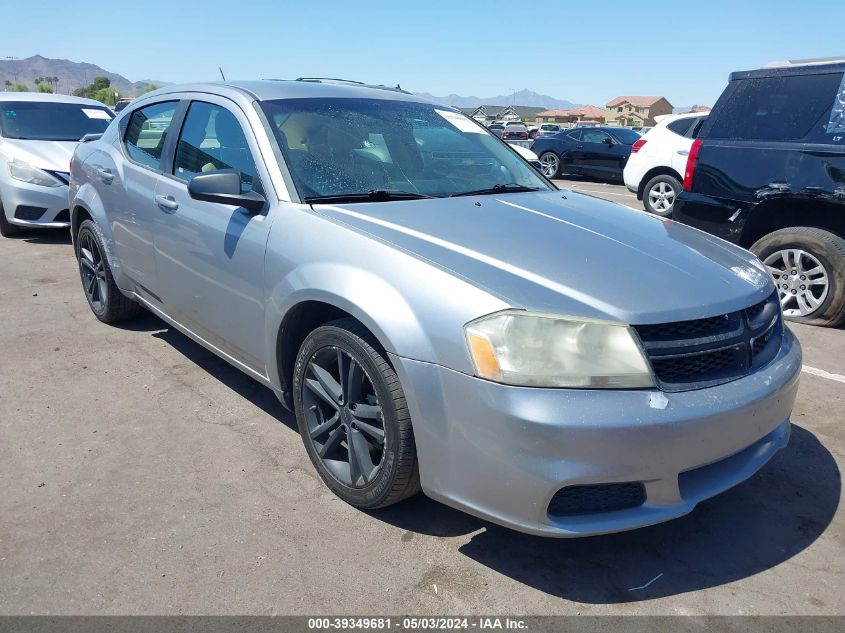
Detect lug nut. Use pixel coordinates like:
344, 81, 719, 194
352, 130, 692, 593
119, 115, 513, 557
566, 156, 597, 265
800, 285, 806, 290
800, 275, 806, 280
791, 289, 797, 295
782, 284, 788, 289
791, 269, 797, 275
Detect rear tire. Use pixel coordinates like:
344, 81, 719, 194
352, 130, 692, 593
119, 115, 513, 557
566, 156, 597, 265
642, 174, 681, 217
0, 201, 20, 237
293, 318, 420, 509
751, 227, 845, 327
538, 152, 561, 179
76, 219, 142, 323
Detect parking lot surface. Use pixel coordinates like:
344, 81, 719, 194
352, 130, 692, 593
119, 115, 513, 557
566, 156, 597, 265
552, 176, 641, 209
0, 227, 843, 615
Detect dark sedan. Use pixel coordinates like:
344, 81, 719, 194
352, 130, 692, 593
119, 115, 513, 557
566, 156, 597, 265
531, 126, 641, 181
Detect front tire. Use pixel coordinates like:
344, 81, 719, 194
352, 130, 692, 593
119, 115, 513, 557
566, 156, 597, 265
751, 227, 845, 327
0, 201, 20, 237
76, 219, 142, 323
293, 318, 420, 509
538, 151, 561, 179
643, 174, 680, 217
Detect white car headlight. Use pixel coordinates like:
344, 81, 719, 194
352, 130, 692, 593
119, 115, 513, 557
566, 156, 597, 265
465, 310, 655, 389
8, 159, 64, 188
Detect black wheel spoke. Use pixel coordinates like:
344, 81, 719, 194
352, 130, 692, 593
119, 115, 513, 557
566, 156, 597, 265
353, 419, 384, 444
305, 377, 340, 410
319, 426, 345, 458
345, 359, 364, 404
348, 428, 375, 485
351, 403, 380, 419
80, 256, 96, 273
310, 411, 340, 439
309, 362, 342, 404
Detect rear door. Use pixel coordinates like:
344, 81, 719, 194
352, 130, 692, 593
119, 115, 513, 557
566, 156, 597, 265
152, 96, 274, 374
105, 100, 180, 300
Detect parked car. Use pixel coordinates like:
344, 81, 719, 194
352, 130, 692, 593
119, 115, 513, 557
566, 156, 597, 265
531, 126, 641, 180
487, 121, 506, 137
534, 123, 562, 139
623, 112, 707, 216
500, 121, 528, 142
0, 92, 114, 237
113, 98, 133, 114
70, 79, 799, 537
674, 58, 845, 327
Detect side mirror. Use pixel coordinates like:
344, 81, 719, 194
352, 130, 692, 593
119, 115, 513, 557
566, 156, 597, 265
603, 137, 615, 146
187, 169, 266, 212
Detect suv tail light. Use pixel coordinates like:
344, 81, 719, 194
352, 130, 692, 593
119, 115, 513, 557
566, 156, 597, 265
631, 139, 647, 153
683, 139, 702, 191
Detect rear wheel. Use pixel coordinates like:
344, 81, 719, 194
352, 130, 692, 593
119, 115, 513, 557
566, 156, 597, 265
76, 219, 142, 323
293, 318, 420, 509
643, 174, 680, 217
539, 152, 561, 179
751, 227, 845, 327
0, 201, 20, 237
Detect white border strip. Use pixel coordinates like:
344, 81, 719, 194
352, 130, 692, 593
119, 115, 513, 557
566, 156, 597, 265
802, 365, 845, 384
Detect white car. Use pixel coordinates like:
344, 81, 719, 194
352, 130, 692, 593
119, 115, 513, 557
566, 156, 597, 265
0, 92, 114, 236
623, 112, 707, 216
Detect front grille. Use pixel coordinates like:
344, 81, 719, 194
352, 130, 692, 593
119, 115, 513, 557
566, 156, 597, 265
548, 483, 646, 517
634, 292, 782, 391
14, 205, 47, 221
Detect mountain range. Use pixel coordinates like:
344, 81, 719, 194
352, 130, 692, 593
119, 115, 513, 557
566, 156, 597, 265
413, 89, 580, 109
0, 55, 161, 96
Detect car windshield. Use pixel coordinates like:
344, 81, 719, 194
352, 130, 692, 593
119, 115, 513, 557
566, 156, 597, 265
261, 98, 550, 200
610, 128, 642, 145
0, 101, 113, 141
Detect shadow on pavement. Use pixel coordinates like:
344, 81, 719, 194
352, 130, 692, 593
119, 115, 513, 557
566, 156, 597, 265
117, 312, 840, 599
20, 228, 72, 245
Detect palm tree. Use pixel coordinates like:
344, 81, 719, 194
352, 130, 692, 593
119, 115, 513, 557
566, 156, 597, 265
3, 79, 11, 90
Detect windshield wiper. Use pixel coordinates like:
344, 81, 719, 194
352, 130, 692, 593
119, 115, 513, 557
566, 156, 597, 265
305, 189, 439, 204
449, 183, 541, 197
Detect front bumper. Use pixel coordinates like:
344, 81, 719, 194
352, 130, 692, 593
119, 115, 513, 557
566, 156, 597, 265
392, 328, 801, 537
0, 177, 70, 228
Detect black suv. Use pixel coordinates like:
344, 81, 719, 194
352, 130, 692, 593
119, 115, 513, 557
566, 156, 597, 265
674, 58, 845, 327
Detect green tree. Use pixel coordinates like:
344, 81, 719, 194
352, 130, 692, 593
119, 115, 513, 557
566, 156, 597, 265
74, 76, 113, 99
11, 82, 29, 92
3, 79, 11, 90
140, 84, 160, 94
37, 83, 54, 93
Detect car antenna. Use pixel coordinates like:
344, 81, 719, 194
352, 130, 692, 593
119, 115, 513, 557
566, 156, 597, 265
219, 67, 227, 81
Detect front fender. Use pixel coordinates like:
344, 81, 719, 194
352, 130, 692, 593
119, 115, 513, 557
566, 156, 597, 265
264, 263, 434, 390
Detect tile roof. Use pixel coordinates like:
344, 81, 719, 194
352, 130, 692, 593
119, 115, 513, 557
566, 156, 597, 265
535, 105, 606, 118
606, 96, 666, 107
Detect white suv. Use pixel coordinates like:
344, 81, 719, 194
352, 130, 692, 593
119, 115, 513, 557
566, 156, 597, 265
623, 112, 707, 216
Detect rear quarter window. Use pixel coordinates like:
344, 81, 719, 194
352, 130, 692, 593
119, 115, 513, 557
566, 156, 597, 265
705, 72, 845, 143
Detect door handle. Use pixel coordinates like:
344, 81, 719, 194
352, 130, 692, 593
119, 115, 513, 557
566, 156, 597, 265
155, 195, 179, 212
97, 167, 113, 183
677, 150, 690, 156
576, 144, 583, 149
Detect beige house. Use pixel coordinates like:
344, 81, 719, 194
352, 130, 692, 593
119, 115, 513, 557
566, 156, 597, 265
605, 96, 674, 126
534, 105, 606, 126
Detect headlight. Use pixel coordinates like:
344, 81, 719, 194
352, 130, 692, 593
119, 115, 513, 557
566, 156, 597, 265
465, 310, 655, 389
8, 159, 63, 187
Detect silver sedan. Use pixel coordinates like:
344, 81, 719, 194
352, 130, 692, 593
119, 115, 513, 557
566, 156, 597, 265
68, 79, 800, 537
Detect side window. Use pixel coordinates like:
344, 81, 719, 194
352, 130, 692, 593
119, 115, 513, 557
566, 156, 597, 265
174, 102, 258, 192
582, 130, 611, 144
688, 116, 707, 139
566, 129, 582, 141
667, 118, 694, 136
707, 73, 843, 142
124, 101, 177, 170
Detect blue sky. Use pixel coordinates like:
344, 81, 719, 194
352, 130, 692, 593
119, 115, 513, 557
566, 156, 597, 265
4, 0, 843, 107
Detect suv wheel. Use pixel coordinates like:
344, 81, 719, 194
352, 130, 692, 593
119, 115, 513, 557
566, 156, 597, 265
752, 227, 845, 327
0, 201, 20, 237
643, 174, 680, 217
76, 219, 142, 323
539, 152, 561, 179
293, 318, 420, 509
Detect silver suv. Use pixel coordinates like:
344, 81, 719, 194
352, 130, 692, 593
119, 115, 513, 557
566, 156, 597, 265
69, 79, 801, 537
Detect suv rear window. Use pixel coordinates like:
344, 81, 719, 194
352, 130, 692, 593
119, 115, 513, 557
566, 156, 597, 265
667, 118, 694, 136
706, 72, 844, 142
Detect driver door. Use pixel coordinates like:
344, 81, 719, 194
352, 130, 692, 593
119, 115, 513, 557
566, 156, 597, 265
152, 98, 274, 374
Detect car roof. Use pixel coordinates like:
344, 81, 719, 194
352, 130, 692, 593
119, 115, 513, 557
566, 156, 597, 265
0, 91, 110, 106
731, 59, 845, 81
139, 79, 439, 106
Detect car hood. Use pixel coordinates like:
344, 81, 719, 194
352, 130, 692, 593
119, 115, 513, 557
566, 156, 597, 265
0, 139, 77, 172
314, 190, 774, 324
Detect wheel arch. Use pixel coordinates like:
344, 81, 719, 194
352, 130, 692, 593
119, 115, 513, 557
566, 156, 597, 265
637, 166, 683, 200
739, 197, 845, 249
